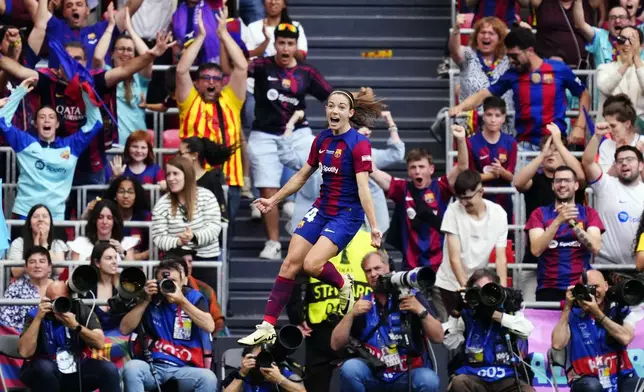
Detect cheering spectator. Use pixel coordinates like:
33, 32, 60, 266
0, 246, 53, 331
0, 30, 173, 189
596, 95, 644, 174
525, 166, 603, 302
434, 170, 508, 322
69, 199, 139, 261
371, 127, 468, 273
450, 27, 591, 149
450, 15, 514, 132
172, 0, 221, 64
107, 130, 166, 189
622, 0, 642, 24
102, 176, 151, 260
0, 78, 103, 221
530, 0, 595, 69
467, 96, 517, 222
467, 0, 526, 25
166, 247, 226, 334
582, 125, 644, 265
176, 8, 247, 242
18, 281, 119, 392
596, 27, 644, 123
93, 7, 152, 144
152, 157, 222, 287
8, 204, 67, 279
179, 136, 236, 220
247, 22, 332, 259
26, 0, 144, 66
83, 243, 122, 332
573, 2, 641, 66
514, 128, 586, 301
129, 0, 175, 42
246, 0, 307, 59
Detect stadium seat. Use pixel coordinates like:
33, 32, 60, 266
0, 335, 29, 392
163, 129, 181, 149
147, 129, 156, 146
220, 348, 243, 381
547, 347, 567, 392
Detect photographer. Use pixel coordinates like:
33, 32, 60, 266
551, 270, 644, 392
445, 269, 535, 392
17, 281, 120, 392
222, 345, 306, 392
120, 259, 217, 392
330, 251, 443, 392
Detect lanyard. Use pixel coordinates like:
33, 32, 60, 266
477, 51, 500, 82
466, 317, 494, 349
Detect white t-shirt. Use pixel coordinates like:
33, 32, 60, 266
67, 236, 140, 261
598, 134, 644, 174
245, 20, 308, 93
435, 199, 508, 292
131, 0, 176, 39
591, 172, 644, 264
7, 238, 68, 261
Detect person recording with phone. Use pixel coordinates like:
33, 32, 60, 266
444, 269, 535, 392
222, 344, 306, 392
120, 259, 217, 392
551, 270, 644, 392
525, 165, 604, 302
17, 280, 120, 392
330, 251, 443, 392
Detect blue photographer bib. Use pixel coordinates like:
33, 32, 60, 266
454, 309, 528, 383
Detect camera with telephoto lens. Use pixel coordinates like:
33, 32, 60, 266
52, 297, 72, 313
246, 325, 305, 385
464, 282, 523, 314
376, 267, 436, 296
606, 278, 644, 306
572, 283, 597, 303
158, 271, 176, 294
108, 267, 148, 314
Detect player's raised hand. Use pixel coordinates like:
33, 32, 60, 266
370, 229, 382, 248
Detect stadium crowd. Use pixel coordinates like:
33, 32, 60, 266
0, 0, 643, 391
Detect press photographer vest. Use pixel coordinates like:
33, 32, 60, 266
454, 309, 528, 382
307, 230, 372, 325
567, 305, 634, 391
359, 292, 429, 383
144, 289, 212, 368
26, 307, 93, 363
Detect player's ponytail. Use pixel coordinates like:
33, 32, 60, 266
348, 87, 387, 129
182, 136, 238, 168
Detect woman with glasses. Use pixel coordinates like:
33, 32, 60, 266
179, 136, 236, 220
69, 199, 139, 262
152, 157, 222, 285
106, 130, 166, 190
104, 176, 152, 260
93, 7, 152, 144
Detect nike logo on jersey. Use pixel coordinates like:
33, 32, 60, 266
479, 155, 489, 160
268, 76, 279, 81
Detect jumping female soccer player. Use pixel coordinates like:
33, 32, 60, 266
238, 90, 382, 345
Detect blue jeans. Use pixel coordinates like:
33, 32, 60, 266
123, 360, 218, 392
339, 358, 440, 392
238, 0, 264, 25
21, 358, 120, 392
571, 375, 643, 392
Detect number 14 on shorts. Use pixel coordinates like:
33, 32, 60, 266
298, 208, 319, 228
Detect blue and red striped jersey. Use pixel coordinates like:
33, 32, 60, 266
467, 131, 517, 220
525, 204, 604, 291
387, 176, 452, 271
473, 0, 520, 25
488, 59, 586, 145
306, 128, 372, 216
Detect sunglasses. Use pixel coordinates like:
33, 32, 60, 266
456, 187, 483, 201
616, 35, 631, 45
277, 23, 297, 33
200, 75, 223, 82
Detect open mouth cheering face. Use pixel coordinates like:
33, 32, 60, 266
63, 0, 88, 27
36, 107, 59, 142
325, 93, 354, 132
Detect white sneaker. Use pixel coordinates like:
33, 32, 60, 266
282, 200, 295, 220
237, 321, 276, 345
338, 274, 355, 314
250, 203, 262, 220
259, 240, 282, 259
241, 176, 254, 199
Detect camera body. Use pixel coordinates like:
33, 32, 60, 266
572, 283, 596, 303
345, 338, 387, 374
158, 271, 176, 294
52, 296, 72, 313
464, 283, 523, 314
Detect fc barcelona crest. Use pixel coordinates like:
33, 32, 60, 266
334, 149, 343, 158
424, 192, 435, 204
499, 153, 507, 163
531, 73, 541, 84
282, 79, 292, 89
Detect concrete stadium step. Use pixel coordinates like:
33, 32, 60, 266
307, 55, 442, 80
323, 75, 448, 89
229, 293, 275, 316
307, 35, 445, 50
306, 115, 436, 130
290, 0, 447, 8
293, 15, 450, 40
229, 258, 283, 278
290, 5, 449, 18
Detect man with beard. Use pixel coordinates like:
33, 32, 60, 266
526, 166, 604, 302
582, 125, 644, 265
26, 0, 144, 67
370, 125, 468, 275
449, 27, 591, 149
572, 2, 643, 66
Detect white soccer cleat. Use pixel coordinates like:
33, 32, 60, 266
338, 274, 355, 315
237, 321, 277, 345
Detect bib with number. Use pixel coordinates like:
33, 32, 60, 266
173, 308, 193, 340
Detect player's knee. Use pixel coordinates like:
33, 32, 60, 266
279, 256, 300, 278
302, 257, 324, 276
